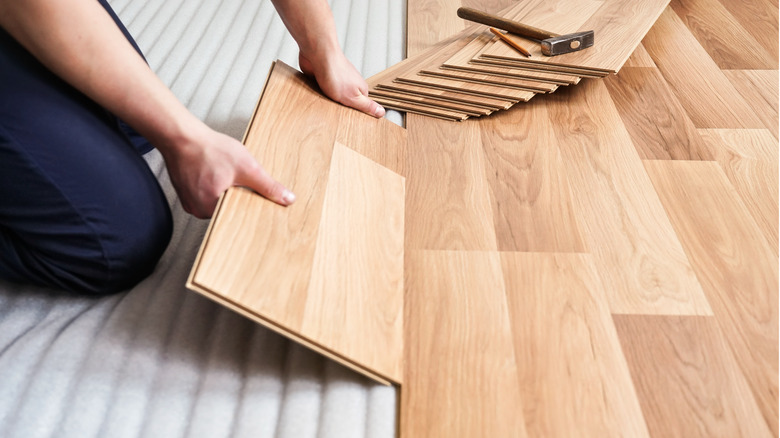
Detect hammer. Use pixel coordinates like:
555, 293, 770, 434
457, 7, 594, 56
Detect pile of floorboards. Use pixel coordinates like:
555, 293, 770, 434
367, 0, 670, 120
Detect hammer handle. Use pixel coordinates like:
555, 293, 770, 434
457, 7, 558, 40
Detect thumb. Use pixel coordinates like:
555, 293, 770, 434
236, 161, 296, 207
347, 92, 386, 118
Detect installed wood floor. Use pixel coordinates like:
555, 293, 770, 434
401, 0, 778, 436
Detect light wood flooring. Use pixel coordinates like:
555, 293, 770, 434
400, 0, 778, 436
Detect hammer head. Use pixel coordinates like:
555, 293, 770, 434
541, 31, 594, 56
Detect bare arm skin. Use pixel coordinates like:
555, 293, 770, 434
0, 0, 382, 218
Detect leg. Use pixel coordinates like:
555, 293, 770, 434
0, 25, 172, 294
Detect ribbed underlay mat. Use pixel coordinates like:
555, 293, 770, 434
0, 0, 404, 437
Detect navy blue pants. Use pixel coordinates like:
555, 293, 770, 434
0, 0, 173, 294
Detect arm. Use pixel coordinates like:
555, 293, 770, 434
271, 0, 385, 118
0, 0, 295, 218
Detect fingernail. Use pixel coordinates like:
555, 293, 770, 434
374, 105, 386, 118
282, 189, 296, 205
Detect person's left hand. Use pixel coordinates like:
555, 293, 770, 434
299, 51, 385, 118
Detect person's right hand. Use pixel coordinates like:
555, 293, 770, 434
160, 123, 295, 219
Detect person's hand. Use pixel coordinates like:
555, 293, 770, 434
299, 51, 385, 118
160, 123, 295, 219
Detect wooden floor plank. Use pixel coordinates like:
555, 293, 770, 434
375, 83, 515, 111
669, 0, 775, 69
403, 250, 527, 438
369, 89, 493, 116
723, 69, 780, 139
501, 253, 648, 437
603, 67, 714, 160
642, 8, 764, 129
614, 315, 773, 438
480, 100, 586, 252
697, 129, 779, 256
644, 160, 779, 434
444, 33, 581, 85
301, 142, 405, 383
188, 61, 407, 385
546, 80, 712, 315
419, 67, 558, 93
623, 43, 656, 68
405, 116, 498, 251
715, 0, 779, 66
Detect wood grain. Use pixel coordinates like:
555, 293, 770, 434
723, 69, 779, 139
370, 95, 469, 121
715, 0, 778, 66
369, 89, 493, 116
301, 142, 405, 383
697, 129, 779, 255
397, 72, 537, 102
623, 43, 656, 68
669, 0, 775, 69
479, 100, 586, 252
404, 116, 498, 251
642, 7, 765, 129
547, 80, 711, 315
603, 67, 714, 160
188, 61, 407, 385
614, 315, 773, 437
501, 253, 649, 437
644, 160, 779, 434
403, 250, 527, 438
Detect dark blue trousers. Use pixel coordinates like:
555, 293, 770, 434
0, 0, 173, 294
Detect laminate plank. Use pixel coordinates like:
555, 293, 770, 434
501, 253, 649, 437
371, 95, 469, 121
697, 129, 779, 255
644, 160, 779, 434
471, 55, 607, 78
396, 74, 536, 102
477, 0, 669, 73
642, 8, 765, 129
403, 250, 527, 438
443, 33, 581, 85
603, 67, 714, 160
480, 100, 586, 252
623, 43, 656, 68
715, 0, 778, 66
614, 315, 773, 438
406, 0, 469, 57
723, 70, 779, 139
301, 142, 405, 383
369, 89, 494, 116
375, 83, 515, 111
669, 0, 775, 69
188, 61, 407, 385
420, 67, 558, 93
335, 101, 407, 176
547, 80, 712, 315
405, 116, 498, 251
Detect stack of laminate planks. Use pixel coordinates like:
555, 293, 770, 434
367, 0, 670, 120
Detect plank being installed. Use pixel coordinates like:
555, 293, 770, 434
187, 61, 406, 385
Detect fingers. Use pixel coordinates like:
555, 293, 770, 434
236, 161, 296, 207
346, 92, 386, 118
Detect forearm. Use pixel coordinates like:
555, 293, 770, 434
270, 0, 341, 64
0, 0, 203, 154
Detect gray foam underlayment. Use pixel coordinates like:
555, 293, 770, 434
0, 0, 405, 437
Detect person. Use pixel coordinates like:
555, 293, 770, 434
0, 0, 385, 294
